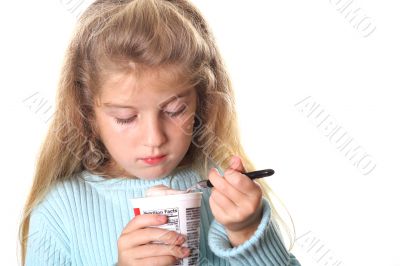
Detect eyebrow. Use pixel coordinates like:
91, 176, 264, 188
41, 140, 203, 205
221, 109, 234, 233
103, 89, 192, 109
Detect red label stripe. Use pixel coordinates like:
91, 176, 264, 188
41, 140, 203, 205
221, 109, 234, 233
133, 208, 141, 216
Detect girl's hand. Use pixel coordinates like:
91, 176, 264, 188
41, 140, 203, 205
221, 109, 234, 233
117, 214, 190, 266
209, 155, 263, 247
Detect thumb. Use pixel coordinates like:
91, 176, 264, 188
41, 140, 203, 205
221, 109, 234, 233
228, 155, 245, 173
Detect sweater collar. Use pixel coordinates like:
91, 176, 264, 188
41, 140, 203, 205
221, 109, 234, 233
78, 167, 203, 191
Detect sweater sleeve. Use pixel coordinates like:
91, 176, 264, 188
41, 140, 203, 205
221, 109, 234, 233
208, 198, 301, 266
25, 210, 71, 266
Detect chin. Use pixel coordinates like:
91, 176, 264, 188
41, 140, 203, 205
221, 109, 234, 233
129, 166, 174, 180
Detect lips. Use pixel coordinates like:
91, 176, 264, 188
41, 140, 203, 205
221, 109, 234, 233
141, 155, 167, 165
141, 155, 166, 160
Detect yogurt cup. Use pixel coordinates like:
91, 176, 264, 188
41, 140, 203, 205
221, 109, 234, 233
131, 191, 203, 266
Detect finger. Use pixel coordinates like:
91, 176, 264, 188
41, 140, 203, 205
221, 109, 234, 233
225, 155, 259, 193
224, 170, 261, 195
211, 188, 237, 209
209, 192, 234, 224
130, 243, 190, 259
228, 155, 246, 172
210, 188, 261, 229
136, 256, 180, 266
120, 227, 186, 248
209, 168, 248, 204
122, 214, 167, 235
218, 160, 261, 197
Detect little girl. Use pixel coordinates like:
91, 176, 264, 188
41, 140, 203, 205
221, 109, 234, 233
20, 0, 301, 265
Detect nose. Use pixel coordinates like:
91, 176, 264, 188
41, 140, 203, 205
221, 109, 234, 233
143, 115, 167, 148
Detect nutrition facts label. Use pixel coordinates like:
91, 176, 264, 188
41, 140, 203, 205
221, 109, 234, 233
132, 193, 202, 266
185, 207, 201, 266
142, 207, 180, 231
141, 206, 201, 266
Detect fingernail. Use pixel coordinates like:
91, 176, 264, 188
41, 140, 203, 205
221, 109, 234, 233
230, 155, 239, 167
213, 167, 218, 175
158, 215, 167, 222
177, 235, 186, 243
182, 247, 190, 256
213, 167, 221, 176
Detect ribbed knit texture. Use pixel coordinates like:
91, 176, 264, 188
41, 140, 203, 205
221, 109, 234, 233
25, 167, 301, 265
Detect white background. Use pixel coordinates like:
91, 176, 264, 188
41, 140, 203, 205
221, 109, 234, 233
1, 0, 399, 265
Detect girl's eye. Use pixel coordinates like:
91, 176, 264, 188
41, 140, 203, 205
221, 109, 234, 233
115, 116, 137, 125
114, 106, 187, 125
164, 106, 187, 117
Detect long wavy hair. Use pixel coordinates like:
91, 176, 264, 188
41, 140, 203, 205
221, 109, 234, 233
19, 0, 295, 264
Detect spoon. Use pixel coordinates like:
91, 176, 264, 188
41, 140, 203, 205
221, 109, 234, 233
186, 168, 275, 193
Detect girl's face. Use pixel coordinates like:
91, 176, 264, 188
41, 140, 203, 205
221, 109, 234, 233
94, 67, 197, 179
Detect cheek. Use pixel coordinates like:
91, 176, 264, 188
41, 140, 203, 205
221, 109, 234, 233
95, 115, 128, 152
168, 121, 193, 150
173, 105, 197, 136
169, 115, 195, 140
96, 115, 113, 140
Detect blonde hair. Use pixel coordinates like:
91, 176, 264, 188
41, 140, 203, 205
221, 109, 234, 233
19, 0, 295, 263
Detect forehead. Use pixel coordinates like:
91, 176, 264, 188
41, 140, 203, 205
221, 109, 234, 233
98, 66, 194, 106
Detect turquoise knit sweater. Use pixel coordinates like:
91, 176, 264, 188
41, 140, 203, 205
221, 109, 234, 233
25, 167, 301, 265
